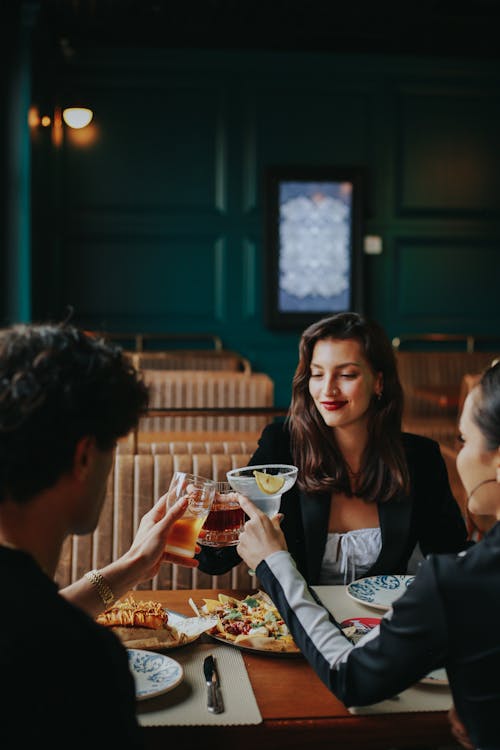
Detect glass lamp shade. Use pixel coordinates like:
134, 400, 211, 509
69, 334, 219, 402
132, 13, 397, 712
62, 107, 93, 129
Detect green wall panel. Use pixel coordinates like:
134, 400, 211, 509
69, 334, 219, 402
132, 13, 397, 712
398, 89, 500, 214
27, 50, 500, 406
63, 237, 225, 326
65, 85, 227, 212
396, 239, 500, 321
252, 88, 370, 169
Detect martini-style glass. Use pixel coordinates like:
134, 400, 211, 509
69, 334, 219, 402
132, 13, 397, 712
226, 464, 298, 575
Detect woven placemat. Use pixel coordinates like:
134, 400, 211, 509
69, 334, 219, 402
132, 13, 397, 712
136, 641, 262, 726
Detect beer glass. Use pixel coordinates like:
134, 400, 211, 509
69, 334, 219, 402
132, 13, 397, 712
164, 472, 216, 558
198, 481, 246, 547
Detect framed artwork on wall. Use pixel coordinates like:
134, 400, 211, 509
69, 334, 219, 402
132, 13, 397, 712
264, 165, 365, 330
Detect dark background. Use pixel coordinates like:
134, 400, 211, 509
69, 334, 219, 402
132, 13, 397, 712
2, 0, 500, 405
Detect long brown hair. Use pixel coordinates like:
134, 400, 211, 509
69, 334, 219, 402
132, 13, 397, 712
288, 312, 409, 503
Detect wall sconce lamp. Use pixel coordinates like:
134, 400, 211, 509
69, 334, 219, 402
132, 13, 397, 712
62, 107, 93, 129
28, 107, 51, 128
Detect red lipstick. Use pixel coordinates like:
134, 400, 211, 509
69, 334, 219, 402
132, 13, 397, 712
321, 400, 348, 411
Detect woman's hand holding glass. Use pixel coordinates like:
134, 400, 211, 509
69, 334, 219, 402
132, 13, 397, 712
236, 493, 287, 572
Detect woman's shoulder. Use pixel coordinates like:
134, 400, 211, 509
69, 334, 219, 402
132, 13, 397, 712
253, 420, 293, 463
258, 420, 291, 446
401, 431, 441, 456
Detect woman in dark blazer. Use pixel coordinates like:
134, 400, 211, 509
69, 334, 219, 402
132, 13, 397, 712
244, 421, 468, 583
237, 359, 500, 750
198, 312, 468, 580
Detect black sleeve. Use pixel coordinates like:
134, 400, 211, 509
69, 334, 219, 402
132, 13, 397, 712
257, 550, 448, 707
27, 624, 145, 746
410, 437, 469, 556
196, 543, 242, 574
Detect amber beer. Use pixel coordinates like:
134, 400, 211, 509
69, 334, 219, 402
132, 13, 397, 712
164, 472, 216, 558
164, 513, 208, 557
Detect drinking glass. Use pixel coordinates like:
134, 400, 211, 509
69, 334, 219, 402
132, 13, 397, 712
226, 464, 298, 575
198, 481, 246, 547
164, 472, 216, 558
226, 464, 298, 518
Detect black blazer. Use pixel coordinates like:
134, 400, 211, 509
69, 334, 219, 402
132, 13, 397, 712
197, 422, 469, 582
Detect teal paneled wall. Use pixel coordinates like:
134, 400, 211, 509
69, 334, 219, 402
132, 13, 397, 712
397, 89, 500, 214
30, 51, 500, 407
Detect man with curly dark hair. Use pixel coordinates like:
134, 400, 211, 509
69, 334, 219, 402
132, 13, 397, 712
0, 323, 198, 746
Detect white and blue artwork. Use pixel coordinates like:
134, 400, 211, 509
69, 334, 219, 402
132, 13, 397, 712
278, 180, 353, 313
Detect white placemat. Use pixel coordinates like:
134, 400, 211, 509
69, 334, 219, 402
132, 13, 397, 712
312, 586, 452, 715
349, 683, 452, 715
136, 641, 262, 726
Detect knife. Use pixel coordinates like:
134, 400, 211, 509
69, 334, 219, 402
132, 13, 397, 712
203, 654, 224, 713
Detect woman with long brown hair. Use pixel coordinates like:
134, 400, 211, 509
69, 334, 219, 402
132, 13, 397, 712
198, 311, 468, 581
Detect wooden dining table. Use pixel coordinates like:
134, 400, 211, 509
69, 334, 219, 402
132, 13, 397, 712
129, 587, 459, 750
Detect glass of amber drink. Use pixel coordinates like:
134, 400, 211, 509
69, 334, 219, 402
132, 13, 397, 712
164, 472, 216, 558
198, 482, 246, 547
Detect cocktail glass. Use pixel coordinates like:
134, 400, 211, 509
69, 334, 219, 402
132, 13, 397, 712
226, 464, 298, 574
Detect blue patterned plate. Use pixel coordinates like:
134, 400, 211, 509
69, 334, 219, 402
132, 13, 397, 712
346, 575, 415, 611
127, 648, 183, 701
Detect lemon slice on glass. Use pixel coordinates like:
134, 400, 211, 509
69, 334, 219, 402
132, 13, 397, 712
253, 470, 285, 495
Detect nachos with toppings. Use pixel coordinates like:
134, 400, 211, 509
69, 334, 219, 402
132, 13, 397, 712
192, 591, 300, 654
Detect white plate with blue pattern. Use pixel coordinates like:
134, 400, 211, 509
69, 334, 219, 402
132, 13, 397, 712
128, 648, 183, 701
346, 575, 415, 611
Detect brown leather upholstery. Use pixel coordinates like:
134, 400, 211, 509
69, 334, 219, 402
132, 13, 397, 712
55, 452, 254, 591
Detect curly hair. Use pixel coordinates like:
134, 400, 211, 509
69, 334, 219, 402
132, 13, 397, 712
288, 312, 409, 503
0, 323, 149, 504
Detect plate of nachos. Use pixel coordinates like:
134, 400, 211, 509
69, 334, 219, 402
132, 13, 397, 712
97, 597, 217, 651
190, 590, 301, 656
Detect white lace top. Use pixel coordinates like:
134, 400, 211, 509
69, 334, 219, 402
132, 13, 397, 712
319, 527, 382, 585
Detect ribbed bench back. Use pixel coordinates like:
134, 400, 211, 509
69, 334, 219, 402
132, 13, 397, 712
396, 351, 498, 419
140, 370, 274, 433
55, 453, 254, 591
128, 350, 251, 373
117, 438, 258, 456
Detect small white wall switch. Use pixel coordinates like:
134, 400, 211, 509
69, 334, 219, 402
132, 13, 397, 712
363, 235, 383, 255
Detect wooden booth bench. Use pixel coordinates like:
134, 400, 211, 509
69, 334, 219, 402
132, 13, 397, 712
55, 450, 256, 593
395, 342, 499, 538
117, 437, 259, 456
139, 370, 275, 435
396, 349, 498, 444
